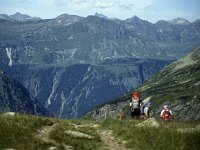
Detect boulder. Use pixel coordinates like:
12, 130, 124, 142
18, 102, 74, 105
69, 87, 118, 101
135, 118, 159, 128
2, 112, 16, 116
64, 130, 94, 139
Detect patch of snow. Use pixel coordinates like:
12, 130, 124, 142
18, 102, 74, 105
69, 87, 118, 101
69, 49, 77, 59
46, 70, 64, 107
72, 94, 82, 117
59, 88, 76, 118
59, 91, 67, 118
82, 66, 91, 83
98, 51, 103, 60
82, 74, 90, 83
103, 56, 111, 60
87, 66, 91, 72
85, 87, 91, 99
5, 48, 13, 67
68, 36, 74, 40
44, 47, 49, 51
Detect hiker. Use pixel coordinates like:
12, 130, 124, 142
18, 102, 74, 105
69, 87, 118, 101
160, 105, 173, 121
130, 91, 141, 119
143, 101, 152, 119
119, 112, 126, 120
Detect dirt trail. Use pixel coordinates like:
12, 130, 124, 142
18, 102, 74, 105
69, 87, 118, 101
36, 123, 128, 150
99, 130, 127, 150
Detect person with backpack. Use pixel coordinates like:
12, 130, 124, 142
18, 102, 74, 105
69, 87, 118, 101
130, 91, 141, 119
143, 101, 152, 119
160, 105, 173, 121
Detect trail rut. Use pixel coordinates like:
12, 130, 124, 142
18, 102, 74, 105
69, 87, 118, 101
99, 130, 127, 150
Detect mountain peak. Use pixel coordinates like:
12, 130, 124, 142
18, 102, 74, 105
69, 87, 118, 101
94, 12, 109, 20
168, 18, 190, 25
55, 13, 83, 20
127, 15, 140, 21
125, 15, 148, 23
131, 15, 140, 19
15, 12, 22, 15
10, 12, 32, 21
0, 14, 12, 20
56, 13, 70, 18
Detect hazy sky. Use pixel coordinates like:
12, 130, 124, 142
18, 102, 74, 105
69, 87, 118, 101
0, 0, 200, 23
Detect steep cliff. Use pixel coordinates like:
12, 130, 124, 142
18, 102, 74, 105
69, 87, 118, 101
0, 70, 51, 116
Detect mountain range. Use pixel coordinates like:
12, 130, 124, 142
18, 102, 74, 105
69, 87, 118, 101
0, 12, 42, 21
0, 12, 200, 118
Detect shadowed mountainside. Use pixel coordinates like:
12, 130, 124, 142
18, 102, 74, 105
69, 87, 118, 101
0, 69, 51, 116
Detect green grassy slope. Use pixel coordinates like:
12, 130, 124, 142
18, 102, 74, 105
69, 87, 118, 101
101, 118, 200, 150
0, 114, 200, 150
137, 46, 200, 120
0, 114, 103, 150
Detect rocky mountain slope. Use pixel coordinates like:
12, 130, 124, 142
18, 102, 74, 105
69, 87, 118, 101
0, 69, 51, 116
0, 13, 200, 66
1, 58, 170, 118
0, 13, 200, 118
86, 46, 200, 121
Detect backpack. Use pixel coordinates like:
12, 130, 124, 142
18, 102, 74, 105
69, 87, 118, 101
162, 109, 171, 120
141, 105, 145, 115
132, 98, 140, 110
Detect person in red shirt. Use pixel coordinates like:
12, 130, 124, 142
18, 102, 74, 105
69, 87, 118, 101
130, 91, 141, 119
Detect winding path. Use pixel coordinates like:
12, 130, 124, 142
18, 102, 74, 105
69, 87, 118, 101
99, 130, 127, 150
36, 123, 127, 150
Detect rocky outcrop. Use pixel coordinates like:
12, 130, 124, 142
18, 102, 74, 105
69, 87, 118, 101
64, 130, 94, 139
